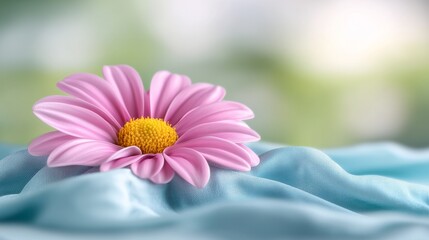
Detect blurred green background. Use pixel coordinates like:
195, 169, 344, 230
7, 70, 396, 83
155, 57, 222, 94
1, 0, 429, 148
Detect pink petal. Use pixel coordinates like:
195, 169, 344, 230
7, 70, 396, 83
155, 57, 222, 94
164, 147, 210, 188
106, 146, 142, 162
175, 101, 254, 135
57, 73, 130, 124
149, 71, 191, 119
28, 131, 76, 156
36, 95, 121, 130
33, 99, 118, 142
174, 136, 252, 171
48, 139, 122, 167
237, 143, 260, 167
131, 154, 164, 178
164, 83, 225, 125
149, 161, 175, 184
100, 155, 142, 172
103, 65, 145, 118
177, 121, 260, 143
100, 145, 142, 171
144, 91, 151, 117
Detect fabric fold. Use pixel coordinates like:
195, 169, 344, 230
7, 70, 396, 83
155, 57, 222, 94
1, 142, 429, 239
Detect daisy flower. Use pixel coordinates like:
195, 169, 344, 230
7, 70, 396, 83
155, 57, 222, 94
29, 65, 260, 188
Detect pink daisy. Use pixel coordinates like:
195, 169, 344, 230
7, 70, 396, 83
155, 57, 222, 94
29, 65, 260, 188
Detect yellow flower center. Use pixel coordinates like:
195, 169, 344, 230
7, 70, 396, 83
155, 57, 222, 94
117, 117, 178, 154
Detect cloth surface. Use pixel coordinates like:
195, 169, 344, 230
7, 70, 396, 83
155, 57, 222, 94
1, 142, 429, 239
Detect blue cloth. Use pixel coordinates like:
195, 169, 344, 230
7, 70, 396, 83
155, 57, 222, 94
1, 142, 429, 239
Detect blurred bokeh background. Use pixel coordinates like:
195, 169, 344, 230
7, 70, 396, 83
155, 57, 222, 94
1, 0, 429, 148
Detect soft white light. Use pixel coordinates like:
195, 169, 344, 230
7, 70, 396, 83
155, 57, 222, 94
143, 0, 223, 61
290, 0, 428, 76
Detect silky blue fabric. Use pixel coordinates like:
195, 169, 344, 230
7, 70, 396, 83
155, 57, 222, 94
1, 142, 429, 239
